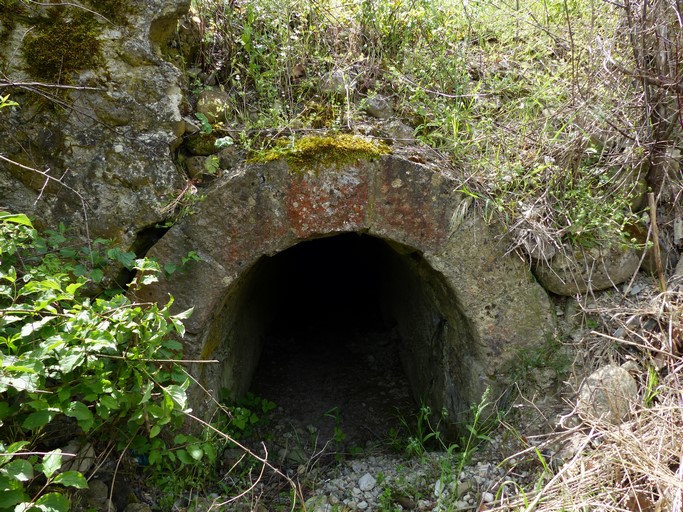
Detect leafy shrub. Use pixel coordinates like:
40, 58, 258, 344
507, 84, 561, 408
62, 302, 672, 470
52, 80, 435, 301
0, 213, 213, 511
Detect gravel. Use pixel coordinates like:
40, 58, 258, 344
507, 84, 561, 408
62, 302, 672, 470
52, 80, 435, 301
296, 433, 531, 512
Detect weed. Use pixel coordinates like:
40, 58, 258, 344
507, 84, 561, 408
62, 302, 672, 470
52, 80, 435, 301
399, 404, 449, 457
218, 391, 276, 440
324, 407, 347, 444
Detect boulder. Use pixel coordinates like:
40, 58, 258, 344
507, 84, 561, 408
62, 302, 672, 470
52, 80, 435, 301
533, 244, 640, 295
320, 69, 354, 98
577, 365, 638, 424
196, 88, 232, 124
363, 94, 394, 119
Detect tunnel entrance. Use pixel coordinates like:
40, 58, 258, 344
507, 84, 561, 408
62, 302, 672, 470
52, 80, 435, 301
191, 226, 486, 452
142, 156, 557, 441
209, 232, 473, 450
249, 234, 416, 447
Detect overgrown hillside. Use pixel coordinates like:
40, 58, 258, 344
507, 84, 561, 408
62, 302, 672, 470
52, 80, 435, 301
179, 0, 682, 254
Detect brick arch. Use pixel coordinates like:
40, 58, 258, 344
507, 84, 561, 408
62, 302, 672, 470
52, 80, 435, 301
139, 154, 555, 426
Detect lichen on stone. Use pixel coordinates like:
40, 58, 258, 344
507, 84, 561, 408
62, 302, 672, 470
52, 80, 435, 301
21, 9, 103, 82
251, 133, 391, 173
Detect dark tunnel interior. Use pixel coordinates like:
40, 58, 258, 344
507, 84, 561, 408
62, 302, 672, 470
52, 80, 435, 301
246, 233, 420, 448
265, 233, 391, 336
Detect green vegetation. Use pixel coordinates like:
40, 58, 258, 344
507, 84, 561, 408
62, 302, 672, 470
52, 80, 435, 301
0, 94, 17, 110
0, 213, 216, 511
187, 0, 681, 250
383, 390, 495, 511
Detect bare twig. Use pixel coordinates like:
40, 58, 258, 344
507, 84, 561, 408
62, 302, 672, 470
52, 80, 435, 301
649, 192, 668, 292
0, 80, 105, 91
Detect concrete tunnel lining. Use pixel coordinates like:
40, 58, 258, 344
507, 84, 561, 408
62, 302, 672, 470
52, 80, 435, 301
139, 153, 556, 433
205, 232, 478, 436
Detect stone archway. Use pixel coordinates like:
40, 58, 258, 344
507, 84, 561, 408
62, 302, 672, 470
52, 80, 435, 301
138, 152, 556, 428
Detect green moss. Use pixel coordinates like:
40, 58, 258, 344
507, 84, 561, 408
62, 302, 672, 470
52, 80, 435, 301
251, 133, 391, 173
21, 10, 103, 82
84, 0, 135, 26
0, 0, 27, 45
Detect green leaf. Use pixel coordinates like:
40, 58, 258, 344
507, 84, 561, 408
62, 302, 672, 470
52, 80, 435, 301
41, 450, 62, 479
162, 338, 183, 350
65, 402, 94, 431
0, 213, 33, 227
34, 491, 70, 511
194, 112, 212, 134
0, 441, 30, 465
140, 382, 153, 405
2, 267, 17, 283
148, 450, 162, 466
65, 282, 83, 295
176, 449, 192, 465
203, 155, 220, 175
173, 308, 194, 320
20, 316, 55, 338
2, 459, 33, 482
59, 352, 85, 374
99, 395, 118, 411
163, 263, 178, 275
187, 444, 203, 461
215, 135, 234, 149
89, 269, 104, 283
53, 471, 88, 488
163, 384, 188, 411
0, 489, 27, 508
149, 424, 161, 438
203, 443, 217, 462
22, 409, 57, 430
106, 247, 136, 269
139, 273, 158, 285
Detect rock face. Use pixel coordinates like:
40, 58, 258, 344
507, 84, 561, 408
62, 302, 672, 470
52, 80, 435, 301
138, 148, 556, 429
0, 0, 189, 247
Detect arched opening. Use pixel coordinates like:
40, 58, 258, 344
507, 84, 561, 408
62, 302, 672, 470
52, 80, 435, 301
250, 234, 413, 447
204, 232, 476, 446
141, 158, 557, 447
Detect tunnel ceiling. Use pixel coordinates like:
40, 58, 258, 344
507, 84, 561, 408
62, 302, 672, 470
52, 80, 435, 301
138, 150, 556, 426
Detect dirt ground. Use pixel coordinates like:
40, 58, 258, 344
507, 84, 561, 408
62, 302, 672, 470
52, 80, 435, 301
250, 325, 417, 451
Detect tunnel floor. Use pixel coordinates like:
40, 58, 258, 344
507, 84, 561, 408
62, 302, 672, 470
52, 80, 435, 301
246, 234, 418, 455
250, 327, 416, 453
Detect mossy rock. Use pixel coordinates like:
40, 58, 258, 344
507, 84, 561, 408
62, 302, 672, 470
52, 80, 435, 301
84, 0, 136, 26
21, 9, 103, 82
251, 133, 391, 173
185, 132, 218, 156
0, 0, 29, 44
